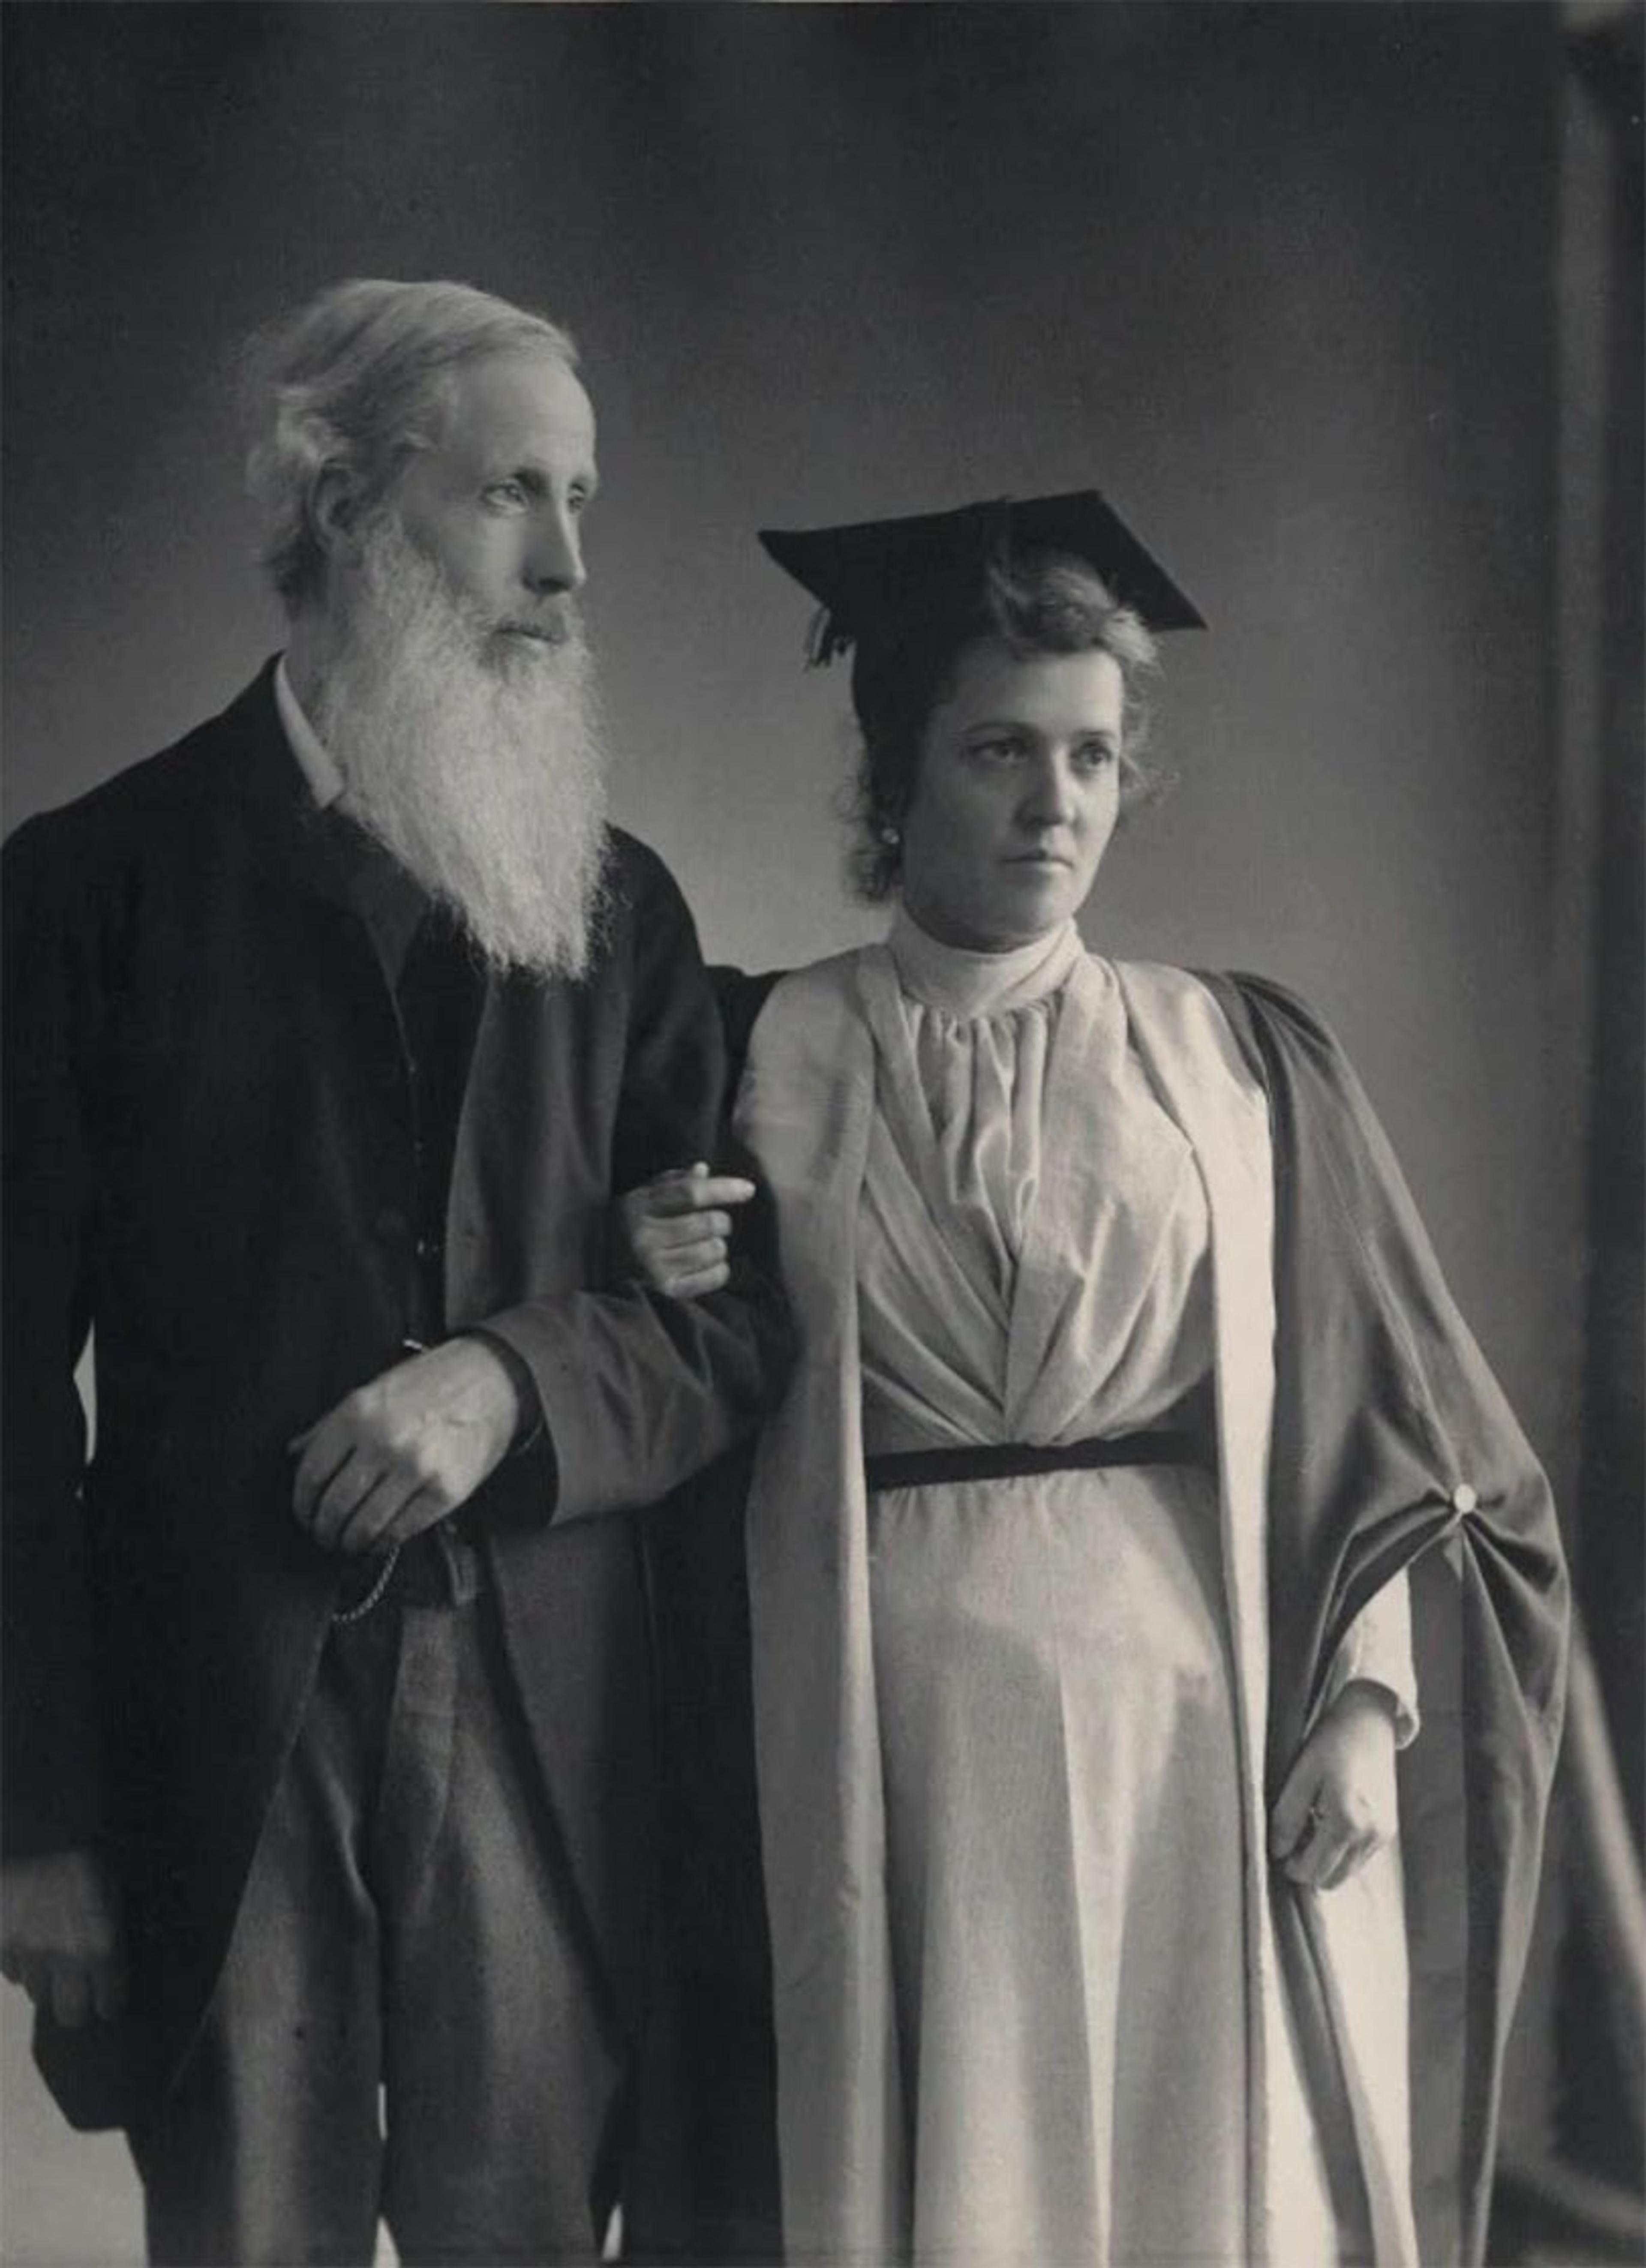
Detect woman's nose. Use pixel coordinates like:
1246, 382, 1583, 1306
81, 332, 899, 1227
1023, 756, 1078, 824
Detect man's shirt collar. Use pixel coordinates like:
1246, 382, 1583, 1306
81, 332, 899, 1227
273, 653, 345, 810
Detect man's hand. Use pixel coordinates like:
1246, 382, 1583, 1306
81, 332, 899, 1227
291, 1337, 523, 1555
1269, 1682, 1400, 1892
1, 1849, 126, 2027
615, 1161, 757, 1299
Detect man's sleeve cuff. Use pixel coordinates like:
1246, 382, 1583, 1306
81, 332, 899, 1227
452, 1326, 550, 1458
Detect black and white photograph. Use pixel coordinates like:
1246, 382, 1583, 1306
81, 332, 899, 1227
1, 6, 1641, 2265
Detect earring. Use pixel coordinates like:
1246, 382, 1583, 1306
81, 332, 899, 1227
879, 823, 901, 848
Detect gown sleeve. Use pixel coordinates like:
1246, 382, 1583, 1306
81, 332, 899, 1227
1204, 967, 1567, 2268
1317, 1568, 1420, 1748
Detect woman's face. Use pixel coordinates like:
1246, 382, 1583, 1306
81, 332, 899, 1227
899, 639, 1125, 952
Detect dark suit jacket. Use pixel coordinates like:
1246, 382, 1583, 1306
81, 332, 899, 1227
1, 663, 790, 2127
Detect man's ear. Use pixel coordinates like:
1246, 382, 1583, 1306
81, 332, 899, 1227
307, 463, 367, 568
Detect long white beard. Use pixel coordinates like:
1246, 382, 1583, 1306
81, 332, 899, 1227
312, 521, 612, 979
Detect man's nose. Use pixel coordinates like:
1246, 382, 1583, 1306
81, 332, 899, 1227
524, 505, 585, 595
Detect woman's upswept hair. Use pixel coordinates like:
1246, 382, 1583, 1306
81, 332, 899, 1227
239, 278, 577, 613
845, 549, 1164, 902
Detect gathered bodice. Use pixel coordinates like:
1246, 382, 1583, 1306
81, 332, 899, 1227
856, 910, 1213, 1454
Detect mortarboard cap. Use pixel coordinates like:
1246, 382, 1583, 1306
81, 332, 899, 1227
759, 489, 1206, 664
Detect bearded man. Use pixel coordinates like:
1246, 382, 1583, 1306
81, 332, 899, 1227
0, 278, 787, 2266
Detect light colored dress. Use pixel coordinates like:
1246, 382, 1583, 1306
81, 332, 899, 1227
735, 915, 1421, 2266
848, 910, 1412, 2265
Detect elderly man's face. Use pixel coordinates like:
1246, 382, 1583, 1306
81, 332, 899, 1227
383, 345, 598, 657
314, 343, 609, 976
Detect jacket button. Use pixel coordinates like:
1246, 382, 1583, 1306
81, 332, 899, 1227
1450, 1482, 1478, 1515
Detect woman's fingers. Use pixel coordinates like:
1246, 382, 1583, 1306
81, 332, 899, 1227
643, 1165, 757, 1219
643, 1209, 736, 1249
619, 1163, 760, 1297
1272, 1689, 1398, 1892
1275, 1794, 1383, 1890
658, 1262, 732, 1298
1280, 1811, 1333, 1887
1268, 1756, 1317, 1862
1271, 1760, 1341, 1886
1317, 1831, 1379, 1893
636, 1222, 732, 1278
646, 1246, 733, 1296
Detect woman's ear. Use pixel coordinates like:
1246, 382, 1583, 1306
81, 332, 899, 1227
307, 462, 366, 569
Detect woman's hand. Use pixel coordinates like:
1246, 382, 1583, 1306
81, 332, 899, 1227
615, 1161, 757, 1299
1269, 1682, 1400, 1892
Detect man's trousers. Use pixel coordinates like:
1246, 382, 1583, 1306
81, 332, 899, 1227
130, 1545, 629, 2266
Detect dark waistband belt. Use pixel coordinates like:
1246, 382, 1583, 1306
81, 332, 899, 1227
864, 1431, 1205, 1492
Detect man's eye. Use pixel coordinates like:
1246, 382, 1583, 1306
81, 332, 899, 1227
484, 480, 528, 510
973, 736, 1028, 764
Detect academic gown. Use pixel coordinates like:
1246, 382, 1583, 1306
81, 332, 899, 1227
730, 932, 1565, 2267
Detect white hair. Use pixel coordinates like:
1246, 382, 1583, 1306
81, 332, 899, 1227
240, 278, 577, 613
312, 513, 611, 980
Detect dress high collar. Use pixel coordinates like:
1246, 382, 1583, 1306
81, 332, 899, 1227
887, 906, 1084, 1020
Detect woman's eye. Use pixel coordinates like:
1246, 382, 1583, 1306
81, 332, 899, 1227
1073, 741, 1118, 773
972, 736, 1029, 765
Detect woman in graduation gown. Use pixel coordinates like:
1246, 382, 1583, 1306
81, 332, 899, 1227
627, 493, 1568, 2267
